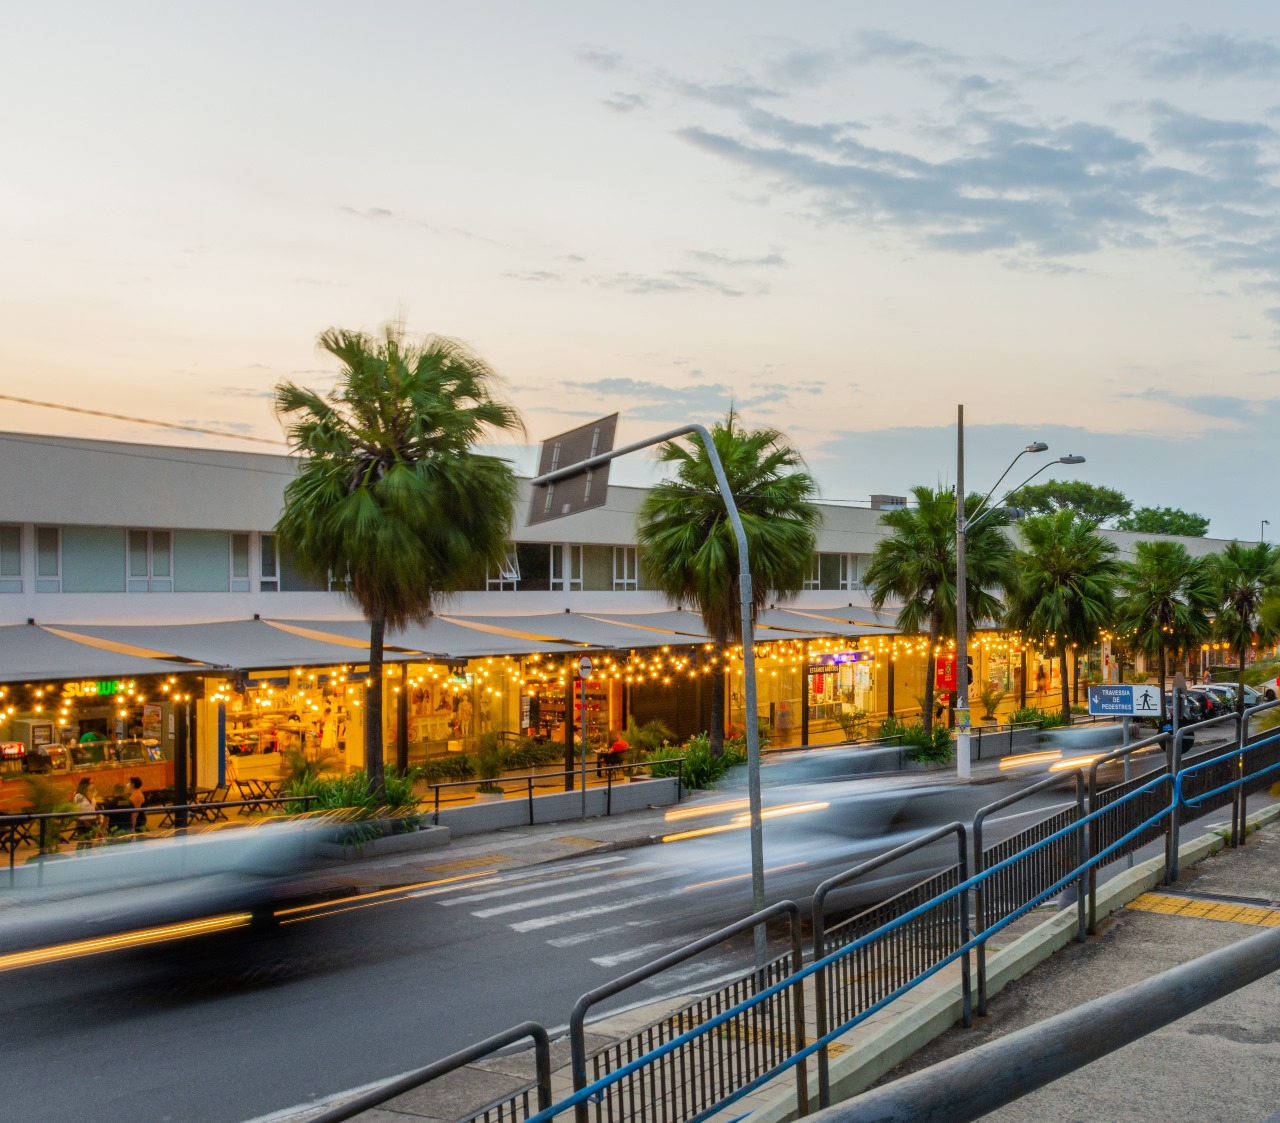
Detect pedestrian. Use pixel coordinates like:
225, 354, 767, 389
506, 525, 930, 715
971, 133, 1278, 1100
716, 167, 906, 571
127, 776, 147, 832
1036, 665, 1047, 696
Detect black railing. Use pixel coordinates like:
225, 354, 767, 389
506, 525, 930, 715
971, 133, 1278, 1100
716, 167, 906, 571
0, 795, 317, 886
568, 901, 808, 1123
306, 1021, 552, 1123
425, 759, 685, 826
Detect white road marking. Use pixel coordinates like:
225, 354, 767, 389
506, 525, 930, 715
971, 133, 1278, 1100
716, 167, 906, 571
986, 802, 1076, 825
546, 918, 665, 948
509, 892, 671, 933
589, 940, 681, 968
438, 865, 650, 906
472, 874, 674, 919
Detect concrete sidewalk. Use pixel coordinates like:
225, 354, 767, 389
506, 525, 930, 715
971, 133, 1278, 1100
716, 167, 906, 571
866, 815, 1280, 1121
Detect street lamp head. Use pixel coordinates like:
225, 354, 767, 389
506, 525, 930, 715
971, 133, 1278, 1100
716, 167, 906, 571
1025, 441, 1049, 453
1057, 454, 1086, 465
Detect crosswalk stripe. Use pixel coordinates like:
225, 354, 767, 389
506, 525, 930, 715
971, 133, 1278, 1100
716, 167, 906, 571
546, 918, 665, 948
438, 865, 650, 906
590, 940, 680, 968
509, 893, 671, 933
472, 874, 672, 919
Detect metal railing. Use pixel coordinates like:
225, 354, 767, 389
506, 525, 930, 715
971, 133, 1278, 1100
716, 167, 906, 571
0, 795, 318, 886
568, 901, 808, 1123
811, 822, 970, 1107
335, 696, 1280, 1123
425, 759, 685, 826
973, 772, 1086, 1015
306, 1021, 552, 1123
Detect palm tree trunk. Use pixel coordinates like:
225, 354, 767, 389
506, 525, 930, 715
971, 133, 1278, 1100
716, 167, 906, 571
709, 630, 728, 758
367, 609, 387, 794
922, 619, 939, 737
1058, 640, 1071, 726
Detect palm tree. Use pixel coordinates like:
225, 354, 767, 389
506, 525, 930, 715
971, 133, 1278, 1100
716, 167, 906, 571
1114, 541, 1215, 724
275, 322, 523, 790
1005, 510, 1119, 725
636, 411, 820, 756
1209, 541, 1280, 711
864, 485, 1016, 736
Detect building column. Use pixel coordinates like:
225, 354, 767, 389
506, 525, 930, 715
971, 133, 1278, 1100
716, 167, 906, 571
563, 657, 575, 792
800, 641, 810, 747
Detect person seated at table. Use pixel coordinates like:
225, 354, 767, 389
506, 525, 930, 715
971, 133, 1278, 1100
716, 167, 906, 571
596, 731, 630, 775
72, 778, 101, 844
127, 776, 147, 831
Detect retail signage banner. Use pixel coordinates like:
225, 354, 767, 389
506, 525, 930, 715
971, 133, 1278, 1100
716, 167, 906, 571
809, 651, 872, 674
1087, 684, 1160, 716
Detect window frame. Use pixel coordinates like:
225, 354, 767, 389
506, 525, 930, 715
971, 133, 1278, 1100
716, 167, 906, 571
35, 526, 61, 593
230, 533, 251, 593
127, 529, 173, 593
0, 525, 21, 592
259, 533, 279, 592
487, 548, 520, 591
612, 546, 638, 591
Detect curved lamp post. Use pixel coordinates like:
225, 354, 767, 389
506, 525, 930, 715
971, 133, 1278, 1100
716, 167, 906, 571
954, 404, 1085, 779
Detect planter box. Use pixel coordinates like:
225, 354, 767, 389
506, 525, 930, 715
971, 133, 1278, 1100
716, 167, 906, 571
318, 823, 450, 860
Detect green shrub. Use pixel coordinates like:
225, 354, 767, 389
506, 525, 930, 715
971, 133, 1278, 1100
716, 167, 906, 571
283, 769, 421, 827
625, 717, 675, 757
645, 735, 747, 789
418, 754, 476, 784
502, 738, 564, 770
978, 685, 1006, 720
877, 715, 909, 741
1009, 705, 1069, 728
899, 722, 954, 764
836, 708, 869, 740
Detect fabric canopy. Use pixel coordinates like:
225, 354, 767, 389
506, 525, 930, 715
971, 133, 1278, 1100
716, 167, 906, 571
0, 625, 208, 683
269, 617, 584, 660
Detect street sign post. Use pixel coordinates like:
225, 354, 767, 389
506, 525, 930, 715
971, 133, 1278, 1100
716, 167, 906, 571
528, 415, 618, 525
1087, 684, 1160, 717
578, 655, 592, 818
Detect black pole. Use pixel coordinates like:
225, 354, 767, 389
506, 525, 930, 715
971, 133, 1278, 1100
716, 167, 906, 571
801, 641, 811, 746
174, 698, 189, 830
1019, 649, 1027, 708
563, 657, 575, 792
396, 677, 409, 775
886, 653, 895, 718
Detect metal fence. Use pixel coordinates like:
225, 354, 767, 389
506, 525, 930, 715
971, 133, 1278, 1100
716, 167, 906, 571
262, 696, 1280, 1123
568, 902, 808, 1123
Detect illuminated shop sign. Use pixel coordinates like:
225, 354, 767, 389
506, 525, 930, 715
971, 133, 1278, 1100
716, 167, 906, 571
62, 680, 121, 698
807, 651, 872, 673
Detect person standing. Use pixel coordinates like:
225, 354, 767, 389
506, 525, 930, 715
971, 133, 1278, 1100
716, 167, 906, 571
127, 776, 147, 832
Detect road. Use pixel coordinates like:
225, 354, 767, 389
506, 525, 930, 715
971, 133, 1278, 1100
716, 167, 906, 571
0, 767, 1084, 1123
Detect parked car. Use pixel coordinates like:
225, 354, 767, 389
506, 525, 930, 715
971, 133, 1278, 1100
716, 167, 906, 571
1186, 688, 1224, 722
1202, 683, 1263, 710
1256, 676, 1280, 703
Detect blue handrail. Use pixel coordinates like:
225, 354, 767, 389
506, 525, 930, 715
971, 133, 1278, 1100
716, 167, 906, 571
529, 766, 1179, 1123
1174, 726, 1280, 807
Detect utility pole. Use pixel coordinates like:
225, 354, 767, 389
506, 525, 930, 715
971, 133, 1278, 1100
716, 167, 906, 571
955, 405, 971, 780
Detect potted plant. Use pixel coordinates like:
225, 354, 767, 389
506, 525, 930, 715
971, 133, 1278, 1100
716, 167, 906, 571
473, 733, 507, 802
978, 685, 1006, 722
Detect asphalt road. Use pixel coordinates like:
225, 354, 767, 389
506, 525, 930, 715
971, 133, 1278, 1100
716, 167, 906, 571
0, 771, 1078, 1123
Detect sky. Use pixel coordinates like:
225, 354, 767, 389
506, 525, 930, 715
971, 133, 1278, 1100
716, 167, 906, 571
3, 2, 1280, 538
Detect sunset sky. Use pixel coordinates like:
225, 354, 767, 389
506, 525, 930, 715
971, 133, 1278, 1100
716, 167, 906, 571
3, 2, 1280, 537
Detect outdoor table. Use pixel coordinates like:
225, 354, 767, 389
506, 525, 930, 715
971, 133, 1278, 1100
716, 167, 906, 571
235, 778, 280, 814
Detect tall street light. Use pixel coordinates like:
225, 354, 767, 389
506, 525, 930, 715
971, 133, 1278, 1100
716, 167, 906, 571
954, 404, 1086, 779
532, 424, 769, 965
1262, 519, 1269, 543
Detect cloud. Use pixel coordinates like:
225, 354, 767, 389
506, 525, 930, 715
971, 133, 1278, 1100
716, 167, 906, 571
1140, 33, 1280, 80
576, 47, 626, 72
1123, 388, 1270, 423
504, 270, 561, 282
340, 205, 395, 220
591, 270, 763, 297
689, 250, 787, 268
555, 375, 796, 421
219, 387, 276, 399
603, 92, 647, 113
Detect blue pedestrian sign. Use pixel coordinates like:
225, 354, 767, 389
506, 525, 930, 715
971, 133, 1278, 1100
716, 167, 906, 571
1087, 684, 1160, 716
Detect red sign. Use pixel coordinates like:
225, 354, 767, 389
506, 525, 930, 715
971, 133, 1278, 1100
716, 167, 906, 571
935, 656, 957, 692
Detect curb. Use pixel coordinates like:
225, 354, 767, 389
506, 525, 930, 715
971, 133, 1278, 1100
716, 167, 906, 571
746, 802, 1280, 1123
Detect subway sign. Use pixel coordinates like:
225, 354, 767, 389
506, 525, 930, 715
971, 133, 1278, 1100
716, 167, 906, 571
62, 680, 121, 698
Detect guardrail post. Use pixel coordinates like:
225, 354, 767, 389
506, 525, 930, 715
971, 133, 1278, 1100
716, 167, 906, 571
788, 907, 810, 1116
973, 812, 989, 1016
1167, 719, 1186, 884
606, 766, 613, 817
1234, 709, 1246, 848
957, 824, 972, 1028
433, 785, 441, 827
528, 776, 536, 826
1074, 775, 1086, 945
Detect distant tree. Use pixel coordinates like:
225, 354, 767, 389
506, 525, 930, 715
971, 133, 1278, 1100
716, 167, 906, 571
1006, 480, 1131, 527
1209, 542, 1280, 710
1005, 511, 1119, 724
864, 485, 1017, 737
1114, 541, 1215, 723
275, 322, 523, 790
637, 411, 820, 757
1116, 506, 1211, 537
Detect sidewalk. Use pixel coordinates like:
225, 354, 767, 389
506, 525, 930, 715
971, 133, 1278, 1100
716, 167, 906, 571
864, 812, 1280, 1121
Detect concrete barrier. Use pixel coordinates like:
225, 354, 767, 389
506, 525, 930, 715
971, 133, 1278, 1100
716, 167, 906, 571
435, 776, 680, 837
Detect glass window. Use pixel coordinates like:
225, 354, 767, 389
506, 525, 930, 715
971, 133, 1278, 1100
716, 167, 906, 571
0, 526, 19, 592
551, 544, 583, 592
36, 527, 60, 592
803, 556, 820, 591
612, 546, 638, 591
487, 548, 520, 591
260, 533, 278, 592
127, 530, 172, 592
231, 534, 250, 592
